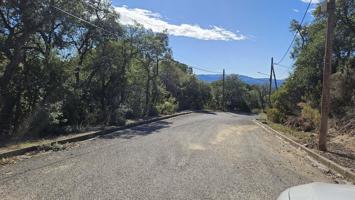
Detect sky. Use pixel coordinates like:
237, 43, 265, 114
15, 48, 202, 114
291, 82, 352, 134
112, 0, 321, 79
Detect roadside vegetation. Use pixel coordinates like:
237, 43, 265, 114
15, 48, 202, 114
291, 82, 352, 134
0, 1, 265, 145
264, 0, 354, 170
267, 0, 354, 136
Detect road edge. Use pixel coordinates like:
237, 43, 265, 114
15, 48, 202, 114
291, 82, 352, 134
253, 120, 355, 184
0, 111, 193, 159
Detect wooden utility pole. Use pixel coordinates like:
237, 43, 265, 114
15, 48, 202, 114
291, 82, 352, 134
272, 60, 278, 90
222, 69, 225, 111
319, 0, 336, 151
269, 57, 273, 104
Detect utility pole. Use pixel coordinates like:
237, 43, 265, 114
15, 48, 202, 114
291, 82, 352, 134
272, 60, 278, 90
269, 57, 273, 104
222, 69, 225, 111
319, 0, 336, 151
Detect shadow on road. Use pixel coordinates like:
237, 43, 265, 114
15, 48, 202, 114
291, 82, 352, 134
194, 110, 217, 115
226, 111, 257, 116
0, 121, 172, 183
99, 120, 172, 140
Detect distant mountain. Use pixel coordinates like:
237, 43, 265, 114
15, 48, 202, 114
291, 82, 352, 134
197, 74, 285, 86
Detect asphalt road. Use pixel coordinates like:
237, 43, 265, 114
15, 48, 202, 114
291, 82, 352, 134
0, 112, 333, 200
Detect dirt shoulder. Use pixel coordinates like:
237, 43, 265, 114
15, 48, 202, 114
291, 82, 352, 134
260, 119, 355, 173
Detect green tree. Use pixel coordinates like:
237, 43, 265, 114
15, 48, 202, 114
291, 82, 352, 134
271, 0, 354, 123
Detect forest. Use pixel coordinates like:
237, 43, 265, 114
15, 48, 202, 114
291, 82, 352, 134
0, 0, 264, 142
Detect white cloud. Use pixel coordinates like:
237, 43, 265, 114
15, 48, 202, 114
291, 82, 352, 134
308, 8, 316, 13
301, 0, 321, 4
114, 6, 247, 41
293, 9, 300, 13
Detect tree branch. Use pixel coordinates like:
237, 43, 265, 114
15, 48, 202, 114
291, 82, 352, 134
0, 9, 12, 30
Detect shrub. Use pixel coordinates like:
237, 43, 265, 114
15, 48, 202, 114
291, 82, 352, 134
266, 108, 286, 123
285, 116, 315, 132
23, 108, 51, 138
125, 108, 136, 119
110, 107, 127, 126
157, 97, 177, 115
251, 108, 261, 114
298, 102, 320, 129
271, 86, 294, 115
16, 103, 67, 138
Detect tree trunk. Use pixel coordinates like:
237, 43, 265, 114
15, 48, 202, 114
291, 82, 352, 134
120, 58, 129, 105
152, 58, 159, 107
145, 70, 151, 116
101, 76, 107, 123
0, 37, 28, 137
0, 95, 16, 138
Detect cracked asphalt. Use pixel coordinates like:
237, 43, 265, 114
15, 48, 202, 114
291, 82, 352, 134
0, 112, 334, 200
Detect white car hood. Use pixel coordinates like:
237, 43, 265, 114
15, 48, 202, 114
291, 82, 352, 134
278, 182, 355, 200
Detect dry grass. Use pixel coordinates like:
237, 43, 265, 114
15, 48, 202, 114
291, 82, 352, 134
0, 158, 16, 166
0, 139, 52, 153
256, 113, 314, 145
268, 121, 314, 143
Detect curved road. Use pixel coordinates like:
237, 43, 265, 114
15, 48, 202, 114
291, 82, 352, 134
0, 112, 333, 199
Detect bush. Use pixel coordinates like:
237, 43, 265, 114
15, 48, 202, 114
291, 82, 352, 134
285, 116, 315, 132
251, 108, 261, 114
298, 102, 320, 129
23, 108, 51, 138
125, 108, 136, 119
157, 97, 177, 115
266, 108, 286, 123
330, 68, 355, 118
110, 107, 127, 126
271, 86, 294, 115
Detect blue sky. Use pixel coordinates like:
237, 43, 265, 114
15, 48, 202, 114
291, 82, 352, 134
112, 0, 320, 79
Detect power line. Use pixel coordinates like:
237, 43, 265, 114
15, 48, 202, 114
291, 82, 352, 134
276, 0, 312, 65
189, 65, 221, 74
274, 64, 293, 73
257, 72, 269, 76
82, 1, 223, 76
274, 63, 292, 69
53, 3, 223, 76
85, 0, 114, 15
51, 5, 119, 37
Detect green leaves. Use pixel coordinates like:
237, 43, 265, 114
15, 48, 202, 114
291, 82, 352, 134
0, 0, 214, 140
272, 0, 354, 120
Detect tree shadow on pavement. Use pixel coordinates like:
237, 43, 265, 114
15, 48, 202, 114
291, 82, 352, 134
99, 121, 172, 140
193, 110, 217, 115
226, 111, 257, 116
